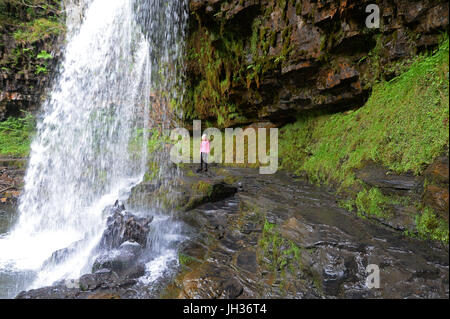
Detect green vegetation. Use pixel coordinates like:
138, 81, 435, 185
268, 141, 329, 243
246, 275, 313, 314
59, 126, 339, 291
414, 207, 449, 243
145, 128, 172, 160
181, 180, 214, 211
13, 17, 63, 43
355, 188, 394, 219
192, 180, 213, 195
360, 31, 427, 87
178, 252, 197, 267
183, 2, 294, 127
280, 38, 449, 190
0, 113, 35, 156
129, 128, 171, 182
183, 26, 251, 127
223, 174, 238, 185
338, 187, 405, 220
35, 49, 53, 74
258, 220, 302, 276
0, 0, 62, 29
0, 0, 64, 74
280, 37, 449, 241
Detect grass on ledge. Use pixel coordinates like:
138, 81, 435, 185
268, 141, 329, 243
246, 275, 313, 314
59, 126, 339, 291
279, 38, 449, 192
414, 207, 449, 243
279, 38, 449, 243
0, 113, 35, 157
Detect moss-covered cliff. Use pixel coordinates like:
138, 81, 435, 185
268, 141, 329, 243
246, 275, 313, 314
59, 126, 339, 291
0, 0, 65, 121
183, 0, 449, 127
280, 39, 449, 242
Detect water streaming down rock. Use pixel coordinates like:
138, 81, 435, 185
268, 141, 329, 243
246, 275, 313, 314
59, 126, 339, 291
0, 0, 188, 298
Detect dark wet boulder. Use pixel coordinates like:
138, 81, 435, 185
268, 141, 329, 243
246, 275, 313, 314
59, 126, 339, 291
182, 181, 237, 211
15, 269, 136, 299
92, 202, 152, 279
16, 203, 154, 299
118, 240, 143, 256
92, 241, 145, 278
78, 269, 121, 291
92, 250, 135, 274
15, 269, 138, 299
355, 163, 422, 195
110, 200, 126, 213
99, 202, 153, 249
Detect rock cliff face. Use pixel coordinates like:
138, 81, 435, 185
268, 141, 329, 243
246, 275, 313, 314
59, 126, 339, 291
0, 1, 65, 120
2, 1, 448, 125
184, 0, 449, 126
422, 156, 449, 222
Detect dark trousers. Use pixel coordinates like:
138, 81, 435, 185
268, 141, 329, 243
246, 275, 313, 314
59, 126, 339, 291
199, 152, 208, 171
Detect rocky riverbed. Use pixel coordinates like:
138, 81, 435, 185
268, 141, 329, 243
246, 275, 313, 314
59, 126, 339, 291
14, 166, 449, 299
0, 157, 26, 204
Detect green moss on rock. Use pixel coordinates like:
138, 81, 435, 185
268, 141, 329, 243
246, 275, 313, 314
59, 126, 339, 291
0, 112, 35, 156
279, 37, 449, 241
414, 207, 449, 243
280, 38, 449, 189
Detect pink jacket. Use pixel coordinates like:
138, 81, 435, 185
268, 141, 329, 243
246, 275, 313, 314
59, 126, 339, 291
200, 140, 210, 154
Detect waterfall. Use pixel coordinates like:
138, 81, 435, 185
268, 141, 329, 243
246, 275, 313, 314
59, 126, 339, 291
0, 0, 187, 297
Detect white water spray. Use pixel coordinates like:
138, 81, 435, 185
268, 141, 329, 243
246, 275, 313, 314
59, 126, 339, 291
0, 0, 187, 297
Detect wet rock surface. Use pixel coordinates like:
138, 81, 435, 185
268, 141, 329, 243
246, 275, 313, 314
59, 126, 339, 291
16, 202, 155, 299
356, 163, 423, 196
92, 203, 152, 280
354, 157, 450, 229
0, 158, 26, 204
172, 170, 238, 211
16, 167, 449, 299
168, 167, 449, 299
15, 269, 136, 299
99, 201, 153, 249
92, 241, 146, 280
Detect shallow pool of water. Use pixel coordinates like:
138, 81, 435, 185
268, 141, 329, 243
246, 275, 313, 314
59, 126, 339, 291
0, 204, 38, 299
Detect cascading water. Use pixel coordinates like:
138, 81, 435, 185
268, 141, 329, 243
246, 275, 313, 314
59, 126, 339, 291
0, 0, 187, 298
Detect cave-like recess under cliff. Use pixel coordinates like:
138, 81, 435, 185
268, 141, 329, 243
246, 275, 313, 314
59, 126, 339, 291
1, 0, 449, 127
182, 0, 449, 127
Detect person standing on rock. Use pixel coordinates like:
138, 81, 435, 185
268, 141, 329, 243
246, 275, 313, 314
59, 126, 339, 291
197, 134, 210, 173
